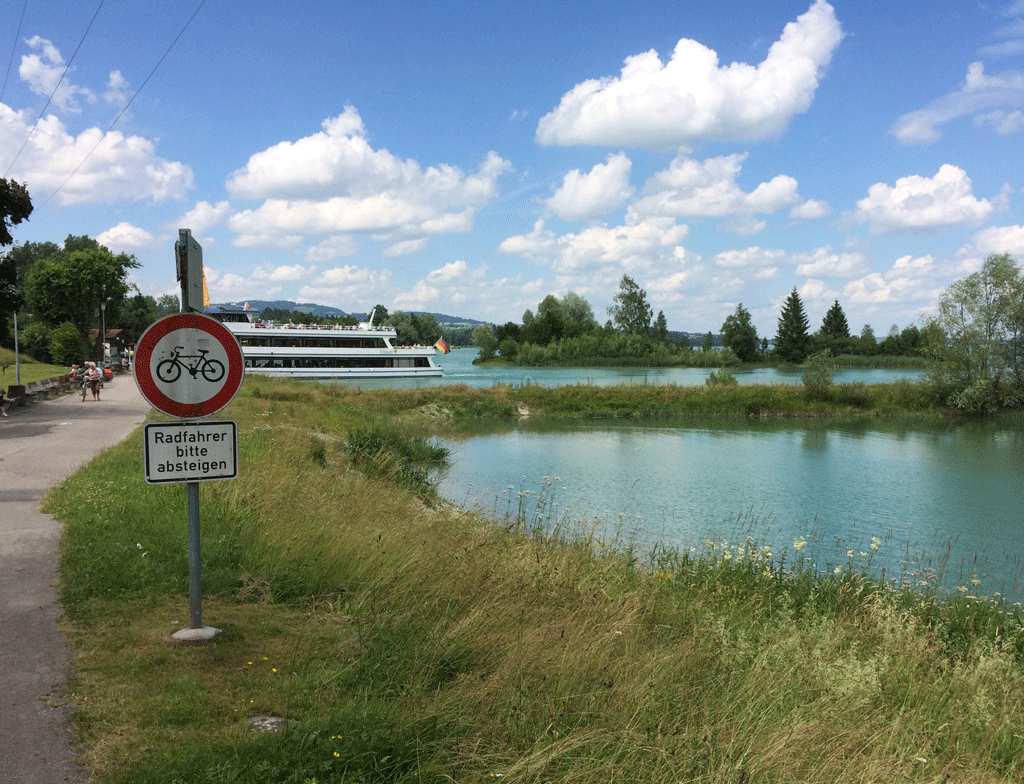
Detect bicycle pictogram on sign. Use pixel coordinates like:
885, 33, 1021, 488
135, 313, 244, 419
156, 346, 226, 384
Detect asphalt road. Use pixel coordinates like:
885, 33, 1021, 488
0, 374, 150, 783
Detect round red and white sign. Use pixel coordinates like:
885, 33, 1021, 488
135, 313, 245, 418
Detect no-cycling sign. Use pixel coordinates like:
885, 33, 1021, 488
135, 313, 244, 419
135, 313, 245, 485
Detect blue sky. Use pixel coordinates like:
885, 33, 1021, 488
3, 0, 1024, 337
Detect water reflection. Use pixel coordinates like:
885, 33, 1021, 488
433, 417, 1024, 601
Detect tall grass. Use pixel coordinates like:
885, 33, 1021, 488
43, 377, 1024, 783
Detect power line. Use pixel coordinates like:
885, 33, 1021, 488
38, 0, 208, 208
0, 0, 30, 106
3, 0, 107, 177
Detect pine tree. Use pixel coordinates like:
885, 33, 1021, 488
775, 288, 810, 363
821, 300, 850, 340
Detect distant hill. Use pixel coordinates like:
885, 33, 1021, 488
223, 300, 485, 326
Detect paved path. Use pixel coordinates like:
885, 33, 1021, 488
0, 374, 150, 783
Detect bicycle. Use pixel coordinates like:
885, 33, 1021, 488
155, 346, 226, 384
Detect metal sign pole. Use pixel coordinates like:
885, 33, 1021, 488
186, 481, 203, 629
173, 229, 219, 642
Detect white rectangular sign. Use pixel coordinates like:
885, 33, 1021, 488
144, 420, 238, 484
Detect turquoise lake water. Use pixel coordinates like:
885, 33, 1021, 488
330, 350, 1021, 601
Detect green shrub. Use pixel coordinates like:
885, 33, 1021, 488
802, 351, 834, 401
705, 368, 739, 386
833, 381, 871, 408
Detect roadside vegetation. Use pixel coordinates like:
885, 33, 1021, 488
45, 375, 1024, 784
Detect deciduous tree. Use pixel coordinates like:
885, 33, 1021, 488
608, 275, 652, 335
926, 252, 1024, 411
0, 179, 33, 316
561, 291, 597, 338
472, 323, 498, 361
721, 303, 758, 362
23, 237, 138, 360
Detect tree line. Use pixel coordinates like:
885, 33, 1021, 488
472, 274, 935, 367
472, 262, 1024, 413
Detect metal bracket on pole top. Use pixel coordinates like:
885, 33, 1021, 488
176, 228, 205, 314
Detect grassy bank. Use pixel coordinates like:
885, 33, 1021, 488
237, 374, 950, 427
0, 346, 68, 385
45, 377, 1024, 783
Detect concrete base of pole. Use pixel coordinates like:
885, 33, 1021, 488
172, 626, 221, 644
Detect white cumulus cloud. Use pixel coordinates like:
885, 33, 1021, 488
853, 165, 998, 234
252, 264, 314, 282
298, 264, 391, 305
713, 247, 788, 269
306, 235, 359, 263
97, 222, 159, 251
535, 0, 843, 149
974, 224, 1024, 255
790, 199, 830, 219
19, 37, 95, 112
171, 201, 232, 236
545, 153, 635, 221
499, 216, 689, 279
0, 104, 193, 206
226, 106, 512, 248
629, 153, 802, 223
793, 246, 869, 278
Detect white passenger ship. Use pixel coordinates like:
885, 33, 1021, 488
205, 303, 444, 379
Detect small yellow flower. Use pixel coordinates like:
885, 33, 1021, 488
272, 668, 278, 673
334, 751, 340, 758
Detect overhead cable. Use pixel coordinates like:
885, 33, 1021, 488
0, 0, 30, 106
4, 0, 107, 177
38, 0, 208, 208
